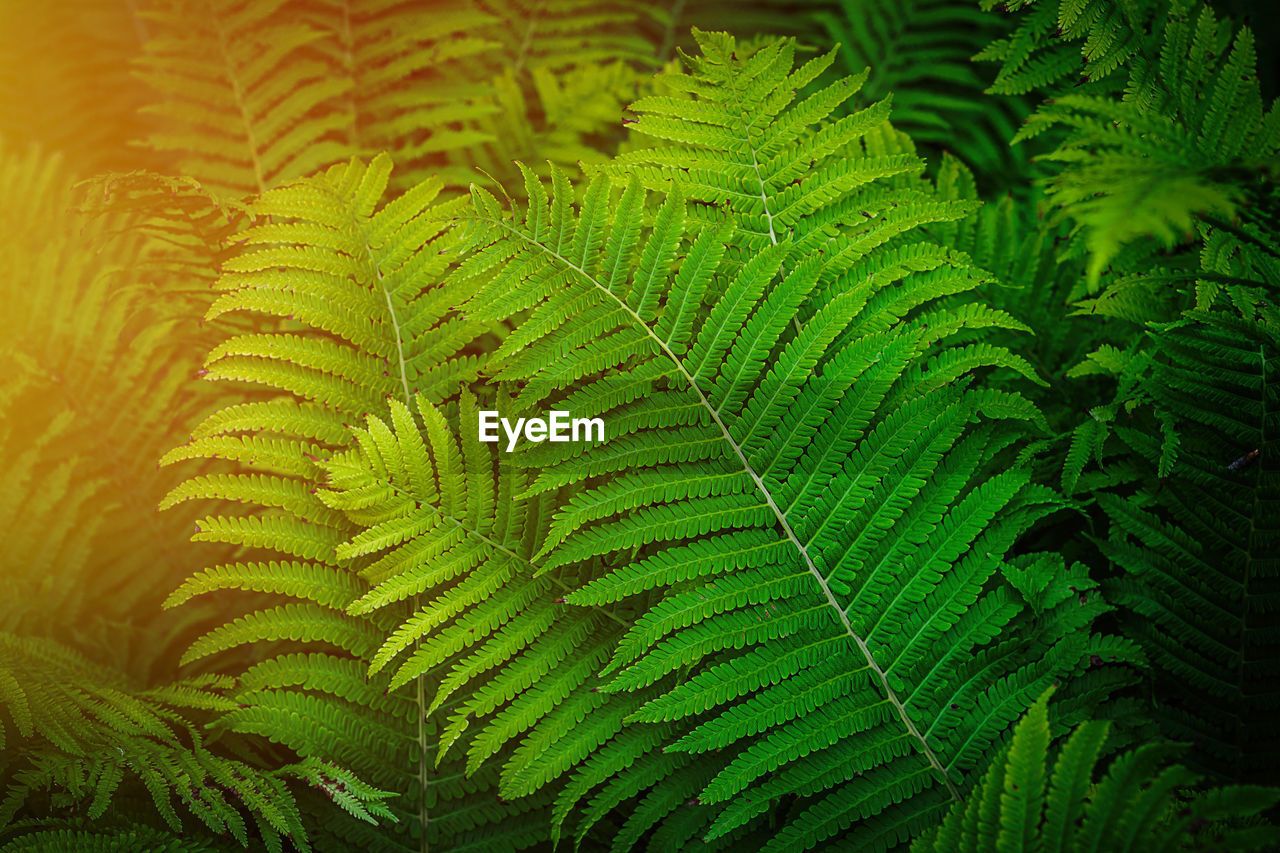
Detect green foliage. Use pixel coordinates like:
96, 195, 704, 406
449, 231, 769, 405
912, 688, 1280, 853
0, 144, 394, 851
1089, 312, 1280, 782
1, 827, 226, 852
451, 31, 1136, 849
132, 0, 494, 195
966, 0, 1280, 791
813, 0, 1033, 180
4, 0, 1280, 850
0, 1, 154, 176
977, 0, 1158, 96
159, 154, 563, 850
1022, 2, 1280, 291
129, 0, 663, 197
0, 633, 326, 850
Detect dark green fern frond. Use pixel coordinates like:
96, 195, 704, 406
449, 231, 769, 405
928, 155, 1116, 496
911, 687, 1280, 853
0, 827, 226, 852
813, 0, 1033, 181
1091, 312, 1280, 783
451, 31, 1136, 849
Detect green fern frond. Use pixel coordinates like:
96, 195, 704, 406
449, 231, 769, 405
0, 826, 226, 852
451, 31, 1133, 848
1003, 1, 1280, 294
130, 0, 665, 197
912, 687, 1280, 852
162, 153, 566, 849
317, 392, 652, 813
0, 632, 389, 851
977, 0, 1158, 95
607, 31, 967, 256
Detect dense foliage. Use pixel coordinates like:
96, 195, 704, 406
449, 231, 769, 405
1, 0, 1277, 850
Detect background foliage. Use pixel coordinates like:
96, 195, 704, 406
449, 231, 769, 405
1, 0, 1277, 850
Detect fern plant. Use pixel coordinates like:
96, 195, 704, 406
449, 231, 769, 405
0, 631, 392, 850
1085, 312, 1280, 783
0, 143, 401, 849
976, 0, 1159, 97
813, 0, 1033, 182
1022, 3, 1279, 294
6, 0, 1280, 849
912, 688, 1280, 853
157, 154, 579, 850
443, 30, 1137, 849
129, 0, 663, 199
965, 0, 1280, 784
0, 0, 154, 177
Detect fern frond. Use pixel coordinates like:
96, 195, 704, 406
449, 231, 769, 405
163, 154, 557, 848
607, 31, 973, 257
1097, 312, 1280, 782
453, 31, 1129, 848
0, 632, 387, 851
813, 0, 1032, 179
978, 0, 1157, 95
911, 687, 1280, 852
319, 393, 658, 818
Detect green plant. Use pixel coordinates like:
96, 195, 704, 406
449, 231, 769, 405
912, 688, 1279, 853
3, 0, 1280, 849
814, 0, 1033, 182
0, 143, 399, 850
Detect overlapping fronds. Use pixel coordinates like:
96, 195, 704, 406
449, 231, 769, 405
928, 156, 1115, 495
1000, 1, 1280, 294
318, 394, 659, 842
450, 31, 1136, 849
0, 144, 227, 671
607, 30, 948, 254
0, 827, 224, 853
130, 0, 667, 198
967, 0, 1280, 795
813, 0, 1032, 179
10, 1, 1280, 849
912, 688, 1280, 853
1084, 313, 1280, 783
0, 633, 395, 851
133, 0, 498, 196
0, 1, 153, 176
976, 0, 1159, 96
160, 154, 566, 849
